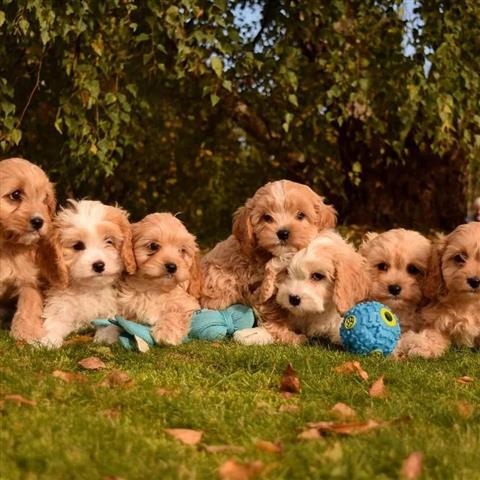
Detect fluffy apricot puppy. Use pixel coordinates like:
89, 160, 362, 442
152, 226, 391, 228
39, 200, 136, 348
398, 222, 480, 358
116, 213, 202, 345
200, 180, 337, 312
0, 157, 62, 342
235, 231, 370, 345
359, 229, 431, 332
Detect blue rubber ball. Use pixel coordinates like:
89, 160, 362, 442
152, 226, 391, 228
340, 301, 400, 355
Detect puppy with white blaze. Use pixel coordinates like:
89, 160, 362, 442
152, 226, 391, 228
237, 231, 371, 345
39, 200, 136, 348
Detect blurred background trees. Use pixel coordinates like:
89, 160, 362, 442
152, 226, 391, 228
1, 0, 479, 243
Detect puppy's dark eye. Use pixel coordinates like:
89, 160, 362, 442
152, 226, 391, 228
9, 190, 22, 201
105, 238, 114, 246
180, 247, 188, 255
262, 214, 273, 223
453, 254, 466, 264
296, 211, 306, 220
311, 272, 324, 281
148, 242, 160, 252
73, 241, 86, 251
377, 262, 389, 272
407, 264, 421, 275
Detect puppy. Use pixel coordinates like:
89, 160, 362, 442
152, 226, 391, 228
398, 222, 480, 358
116, 213, 202, 345
237, 231, 370, 345
39, 200, 136, 348
359, 229, 431, 332
0, 157, 62, 342
201, 180, 336, 315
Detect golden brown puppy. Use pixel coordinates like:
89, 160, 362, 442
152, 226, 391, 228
200, 180, 336, 314
115, 213, 202, 345
359, 229, 431, 332
0, 157, 63, 342
398, 222, 480, 358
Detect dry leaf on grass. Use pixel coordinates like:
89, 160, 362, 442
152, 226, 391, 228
64, 334, 93, 345
204, 445, 246, 454
334, 361, 369, 381
369, 376, 388, 398
4, 394, 36, 406
98, 370, 133, 387
78, 356, 106, 370
297, 428, 322, 440
456, 401, 474, 418
456, 376, 474, 384
101, 408, 121, 420
401, 451, 423, 479
255, 440, 283, 454
330, 402, 356, 419
52, 370, 87, 383
164, 428, 203, 445
218, 459, 264, 480
156, 387, 176, 397
301, 416, 410, 437
279, 363, 301, 395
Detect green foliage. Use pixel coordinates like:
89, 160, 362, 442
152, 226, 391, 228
1, 1, 479, 241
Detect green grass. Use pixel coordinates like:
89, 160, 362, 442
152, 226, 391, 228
0, 332, 478, 480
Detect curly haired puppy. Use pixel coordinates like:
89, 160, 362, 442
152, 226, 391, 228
0, 157, 62, 342
236, 231, 370, 345
39, 200, 136, 348
115, 213, 202, 346
359, 229, 431, 332
398, 222, 480, 358
200, 180, 336, 313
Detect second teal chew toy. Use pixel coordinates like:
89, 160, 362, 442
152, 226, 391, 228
92, 304, 255, 351
340, 301, 401, 355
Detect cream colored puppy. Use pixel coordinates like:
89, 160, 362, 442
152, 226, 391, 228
39, 200, 136, 348
235, 231, 370, 345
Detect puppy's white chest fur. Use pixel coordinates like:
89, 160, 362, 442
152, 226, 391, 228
118, 287, 169, 326
291, 303, 342, 343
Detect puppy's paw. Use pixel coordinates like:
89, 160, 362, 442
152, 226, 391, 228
94, 325, 121, 345
36, 334, 64, 349
152, 328, 184, 346
10, 317, 44, 344
394, 330, 447, 359
233, 327, 274, 346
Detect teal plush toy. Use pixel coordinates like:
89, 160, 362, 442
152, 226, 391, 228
92, 304, 255, 351
340, 301, 400, 356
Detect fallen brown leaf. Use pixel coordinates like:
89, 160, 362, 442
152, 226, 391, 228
330, 402, 356, 419
64, 334, 93, 345
218, 459, 264, 480
334, 361, 369, 381
456, 401, 475, 418
401, 451, 423, 479
456, 376, 474, 384
164, 428, 203, 445
255, 440, 283, 454
101, 408, 121, 420
78, 356, 106, 370
98, 370, 133, 387
4, 394, 36, 406
306, 416, 410, 436
204, 445, 246, 454
369, 376, 388, 398
297, 428, 322, 440
280, 363, 301, 394
156, 387, 176, 397
52, 370, 87, 383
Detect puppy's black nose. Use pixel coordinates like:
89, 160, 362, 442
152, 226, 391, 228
289, 294, 301, 306
165, 263, 177, 274
92, 261, 105, 273
467, 277, 480, 289
277, 229, 290, 241
388, 284, 402, 296
30, 216, 44, 230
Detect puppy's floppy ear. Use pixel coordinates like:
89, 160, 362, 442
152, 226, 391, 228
187, 252, 203, 298
423, 237, 447, 300
232, 201, 256, 256
313, 196, 337, 230
45, 182, 57, 218
105, 206, 137, 274
358, 231, 378, 254
333, 249, 370, 313
36, 228, 68, 288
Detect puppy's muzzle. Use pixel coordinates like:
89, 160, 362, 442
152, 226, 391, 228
165, 263, 177, 274
92, 261, 105, 273
277, 229, 290, 241
467, 277, 480, 290
388, 284, 402, 296
30, 216, 44, 231
289, 294, 301, 306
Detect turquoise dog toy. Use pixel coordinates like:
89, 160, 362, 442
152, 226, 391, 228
92, 304, 255, 351
340, 301, 400, 356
